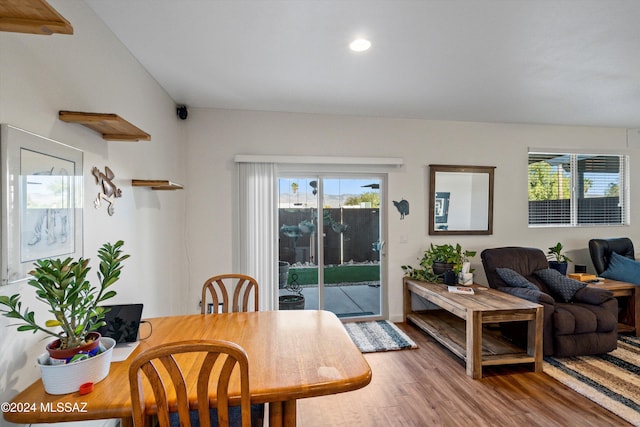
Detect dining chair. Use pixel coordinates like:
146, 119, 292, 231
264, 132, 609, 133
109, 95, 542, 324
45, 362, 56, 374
201, 274, 259, 314
128, 340, 253, 427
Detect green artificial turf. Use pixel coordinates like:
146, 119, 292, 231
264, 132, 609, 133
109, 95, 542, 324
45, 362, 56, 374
288, 264, 380, 285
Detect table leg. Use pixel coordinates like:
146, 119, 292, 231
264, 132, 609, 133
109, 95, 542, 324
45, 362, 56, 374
528, 306, 543, 372
627, 285, 640, 337
283, 400, 297, 426
270, 402, 283, 427
632, 286, 640, 337
270, 400, 297, 427
466, 311, 482, 379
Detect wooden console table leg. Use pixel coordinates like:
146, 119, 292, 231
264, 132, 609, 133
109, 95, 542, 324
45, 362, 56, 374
403, 278, 410, 323
466, 311, 483, 379
528, 306, 543, 372
633, 286, 640, 337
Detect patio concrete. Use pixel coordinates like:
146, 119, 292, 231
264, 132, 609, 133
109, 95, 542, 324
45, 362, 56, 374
279, 283, 381, 318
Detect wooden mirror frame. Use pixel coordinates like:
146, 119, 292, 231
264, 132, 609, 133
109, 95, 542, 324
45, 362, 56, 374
428, 164, 495, 235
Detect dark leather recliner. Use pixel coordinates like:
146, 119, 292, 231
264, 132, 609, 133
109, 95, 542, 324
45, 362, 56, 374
588, 237, 635, 275
482, 247, 617, 357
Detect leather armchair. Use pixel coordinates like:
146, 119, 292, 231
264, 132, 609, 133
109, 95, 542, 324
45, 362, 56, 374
589, 237, 635, 275
482, 247, 617, 357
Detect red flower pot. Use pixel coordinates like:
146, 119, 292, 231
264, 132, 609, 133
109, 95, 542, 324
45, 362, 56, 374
46, 332, 101, 364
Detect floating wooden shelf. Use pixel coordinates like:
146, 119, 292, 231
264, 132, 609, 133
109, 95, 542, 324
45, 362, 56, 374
0, 0, 73, 35
132, 180, 183, 191
59, 111, 151, 142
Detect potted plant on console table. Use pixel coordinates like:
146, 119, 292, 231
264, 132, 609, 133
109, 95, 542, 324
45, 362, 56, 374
402, 243, 476, 285
0, 240, 129, 394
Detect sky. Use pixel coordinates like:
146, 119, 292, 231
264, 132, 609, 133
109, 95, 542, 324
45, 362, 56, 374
279, 177, 381, 208
279, 177, 381, 197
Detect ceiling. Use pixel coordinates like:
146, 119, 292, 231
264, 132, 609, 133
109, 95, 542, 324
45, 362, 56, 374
85, 0, 640, 128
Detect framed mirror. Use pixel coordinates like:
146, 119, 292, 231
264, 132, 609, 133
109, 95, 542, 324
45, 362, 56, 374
428, 164, 495, 235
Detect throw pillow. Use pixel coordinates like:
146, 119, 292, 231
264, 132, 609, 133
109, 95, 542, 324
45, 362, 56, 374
495, 268, 538, 290
572, 287, 613, 305
498, 286, 555, 305
600, 252, 640, 285
534, 268, 585, 303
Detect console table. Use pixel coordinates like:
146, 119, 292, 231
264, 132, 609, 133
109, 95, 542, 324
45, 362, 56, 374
403, 278, 543, 379
589, 279, 639, 336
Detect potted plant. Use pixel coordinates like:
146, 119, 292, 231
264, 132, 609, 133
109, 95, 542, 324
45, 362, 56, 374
0, 240, 129, 394
547, 242, 571, 275
278, 271, 305, 310
402, 243, 476, 284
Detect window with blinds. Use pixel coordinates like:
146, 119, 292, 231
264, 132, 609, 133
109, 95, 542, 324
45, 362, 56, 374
528, 152, 628, 227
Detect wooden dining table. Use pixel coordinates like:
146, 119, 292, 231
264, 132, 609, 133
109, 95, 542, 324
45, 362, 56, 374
3, 310, 372, 426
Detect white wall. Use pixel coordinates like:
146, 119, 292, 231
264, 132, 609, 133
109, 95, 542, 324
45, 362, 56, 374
185, 108, 639, 322
0, 2, 186, 424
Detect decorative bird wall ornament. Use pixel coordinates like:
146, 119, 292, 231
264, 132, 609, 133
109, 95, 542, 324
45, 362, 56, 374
92, 166, 122, 216
393, 199, 410, 219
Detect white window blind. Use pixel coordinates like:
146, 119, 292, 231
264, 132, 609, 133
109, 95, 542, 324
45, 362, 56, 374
528, 152, 628, 227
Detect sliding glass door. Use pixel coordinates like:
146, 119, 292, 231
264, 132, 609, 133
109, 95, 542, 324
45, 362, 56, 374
278, 174, 384, 319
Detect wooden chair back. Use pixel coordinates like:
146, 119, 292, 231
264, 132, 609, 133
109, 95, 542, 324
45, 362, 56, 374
128, 340, 252, 427
201, 274, 259, 314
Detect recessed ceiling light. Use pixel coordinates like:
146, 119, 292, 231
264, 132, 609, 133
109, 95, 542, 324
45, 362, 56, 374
349, 38, 371, 52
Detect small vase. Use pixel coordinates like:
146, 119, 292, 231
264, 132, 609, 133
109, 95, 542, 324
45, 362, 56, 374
443, 270, 457, 285
461, 262, 471, 274
459, 272, 473, 285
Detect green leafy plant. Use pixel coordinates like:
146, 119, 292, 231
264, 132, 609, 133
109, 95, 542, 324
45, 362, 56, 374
0, 240, 130, 350
547, 242, 572, 263
402, 243, 476, 282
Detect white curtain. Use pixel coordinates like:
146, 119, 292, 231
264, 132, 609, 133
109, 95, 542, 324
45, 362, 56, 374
238, 163, 277, 311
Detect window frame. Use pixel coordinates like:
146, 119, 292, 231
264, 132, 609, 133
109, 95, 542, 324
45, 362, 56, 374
527, 150, 629, 228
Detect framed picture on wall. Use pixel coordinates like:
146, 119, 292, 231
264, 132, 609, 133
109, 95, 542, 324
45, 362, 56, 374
1, 124, 83, 285
434, 191, 450, 226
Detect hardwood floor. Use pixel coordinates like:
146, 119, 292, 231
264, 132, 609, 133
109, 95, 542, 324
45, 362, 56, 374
296, 322, 632, 427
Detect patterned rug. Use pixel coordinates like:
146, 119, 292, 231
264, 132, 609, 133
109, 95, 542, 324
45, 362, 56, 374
344, 320, 417, 353
544, 335, 640, 426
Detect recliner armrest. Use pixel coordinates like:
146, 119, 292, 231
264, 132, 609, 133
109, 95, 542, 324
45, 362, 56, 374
497, 286, 555, 305
573, 286, 614, 305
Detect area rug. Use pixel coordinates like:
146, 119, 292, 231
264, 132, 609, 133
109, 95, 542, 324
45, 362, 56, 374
543, 335, 640, 426
344, 320, 417, 353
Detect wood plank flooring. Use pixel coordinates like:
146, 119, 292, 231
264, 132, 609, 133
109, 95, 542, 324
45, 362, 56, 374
297, 322, 632, 427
